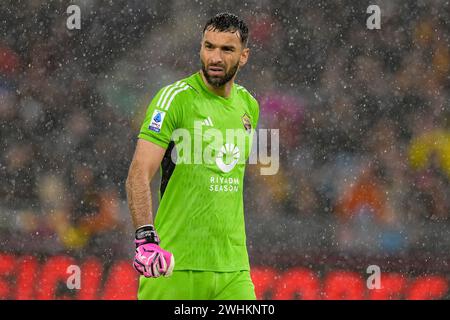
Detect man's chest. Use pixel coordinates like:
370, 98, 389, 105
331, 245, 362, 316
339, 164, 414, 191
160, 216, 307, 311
174, 98, 255, 167
182, 98, 253, 133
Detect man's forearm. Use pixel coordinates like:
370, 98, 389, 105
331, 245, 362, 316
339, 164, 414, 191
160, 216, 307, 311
126, 160, 154, 229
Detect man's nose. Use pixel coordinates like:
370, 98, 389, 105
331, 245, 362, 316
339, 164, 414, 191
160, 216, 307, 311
209, 49, 223, 64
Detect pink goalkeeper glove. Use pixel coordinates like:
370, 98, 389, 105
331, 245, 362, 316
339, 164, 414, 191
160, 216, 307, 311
133, 225, 175, 278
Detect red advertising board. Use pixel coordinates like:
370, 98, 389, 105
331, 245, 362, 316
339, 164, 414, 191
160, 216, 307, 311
0, 254, 448, 300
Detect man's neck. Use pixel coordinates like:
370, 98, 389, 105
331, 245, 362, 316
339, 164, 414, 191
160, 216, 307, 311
200, 70, 234, 98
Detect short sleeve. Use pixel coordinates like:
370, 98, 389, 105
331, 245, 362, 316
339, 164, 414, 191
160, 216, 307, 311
251, 99, 260, 130
238, 85, 259, 130
138, 82, 188, 149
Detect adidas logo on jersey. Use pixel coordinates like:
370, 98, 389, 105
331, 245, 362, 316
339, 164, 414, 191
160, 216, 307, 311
202, 116, 214, 127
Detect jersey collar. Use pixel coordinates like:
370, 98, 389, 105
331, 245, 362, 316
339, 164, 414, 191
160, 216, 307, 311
189, 71, 237, 104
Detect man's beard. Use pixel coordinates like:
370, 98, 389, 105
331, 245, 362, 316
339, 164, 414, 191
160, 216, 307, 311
201, 60, 239, 88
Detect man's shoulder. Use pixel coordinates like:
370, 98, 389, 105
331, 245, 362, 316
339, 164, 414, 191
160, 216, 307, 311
235, 83, 259, 115
155, 76, 198, 110
235, 84, 258, 105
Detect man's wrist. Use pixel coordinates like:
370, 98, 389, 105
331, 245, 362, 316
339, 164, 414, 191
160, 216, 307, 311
135, 224, 160, 245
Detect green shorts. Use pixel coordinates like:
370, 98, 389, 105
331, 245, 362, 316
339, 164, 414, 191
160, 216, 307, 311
138, 270, 256, 300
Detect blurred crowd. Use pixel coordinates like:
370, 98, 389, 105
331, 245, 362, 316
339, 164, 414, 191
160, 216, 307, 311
0, 0, 449, 259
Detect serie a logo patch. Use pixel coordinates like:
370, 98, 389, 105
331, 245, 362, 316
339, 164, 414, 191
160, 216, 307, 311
149, 109, 166, 132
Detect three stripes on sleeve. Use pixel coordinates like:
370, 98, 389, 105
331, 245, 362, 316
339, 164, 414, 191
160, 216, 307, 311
156, 81, 192, 111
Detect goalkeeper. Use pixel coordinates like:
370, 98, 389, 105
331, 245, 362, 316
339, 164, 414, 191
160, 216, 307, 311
126, 13, 259, 300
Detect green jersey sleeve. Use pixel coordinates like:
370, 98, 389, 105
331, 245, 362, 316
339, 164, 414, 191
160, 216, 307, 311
138, 81, 189, 149
251, 98, 260, 130
236, 84, 260, 130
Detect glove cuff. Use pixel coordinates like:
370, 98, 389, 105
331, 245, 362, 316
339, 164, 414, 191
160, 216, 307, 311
135, 224, 160, 247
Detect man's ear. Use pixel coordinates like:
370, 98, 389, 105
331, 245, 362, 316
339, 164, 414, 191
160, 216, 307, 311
239, 47, 250, 68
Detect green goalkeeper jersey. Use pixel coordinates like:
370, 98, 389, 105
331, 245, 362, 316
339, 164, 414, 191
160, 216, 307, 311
138, 71, 259, 272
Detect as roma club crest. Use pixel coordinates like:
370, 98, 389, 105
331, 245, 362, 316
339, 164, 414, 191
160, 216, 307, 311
241, 113, 252, 134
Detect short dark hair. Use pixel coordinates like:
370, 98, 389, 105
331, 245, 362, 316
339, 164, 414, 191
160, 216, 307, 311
203, 13, 249, 46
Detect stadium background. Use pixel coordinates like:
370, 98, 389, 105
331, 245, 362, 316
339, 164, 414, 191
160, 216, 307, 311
1, 0, 449, 299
